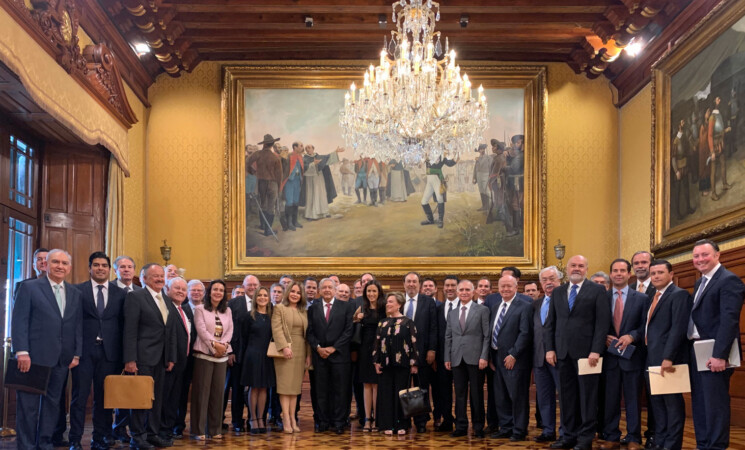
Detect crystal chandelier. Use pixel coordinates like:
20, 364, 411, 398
339, 0, 489, 166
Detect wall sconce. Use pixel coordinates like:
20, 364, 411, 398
305, 16, 314, 28
160, 239, 172, 265
554, 239, 566, 275
460, 14, 469, 28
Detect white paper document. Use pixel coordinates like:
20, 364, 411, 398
577, 357, 603, 375
693, 338, 741, 371
648, 364, 691, 395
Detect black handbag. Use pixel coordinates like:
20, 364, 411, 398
398, 374, 431, 418
351, 322, 362, 346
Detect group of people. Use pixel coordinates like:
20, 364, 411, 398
10, 238, 743, 450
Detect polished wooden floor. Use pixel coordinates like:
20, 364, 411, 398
2, 395, 745, 449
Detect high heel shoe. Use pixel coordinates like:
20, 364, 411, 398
249, 419, 259, 435
258, 419, 267, 434
292, 421, 301, 433
283, 414, 294, 434
363, 418, 372, 432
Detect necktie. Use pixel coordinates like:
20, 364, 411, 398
568, 284, 578, 311
491, 303, 507, 349
646, 291, 662, 345
53, 284, 65, 317
613, 290, 623, 336
446, 301, 454, 319
637, 281, 646, 293
155, 293, 168, 324
97, 285, 105, 317
688, 277, 708, 338
325, 302, 331, 322
540, 297, 549, 325
177, 305, 189, 355
459, 305, 466, 331
406, 299, 414, 319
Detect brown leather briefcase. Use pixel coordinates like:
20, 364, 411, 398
104, 373, 154, 409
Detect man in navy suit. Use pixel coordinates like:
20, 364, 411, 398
12, 249, 82, 450
402, 272, 438, 433
545, 254, 611, 450
487, 275, 532, 442
68, 252, 126, 450
645, 260, 690, 450
433, 275, 459, 432
306, 278, 354, 434
688, 239, 745, 450
598, 259, 649, 450
484, 267, 532, 308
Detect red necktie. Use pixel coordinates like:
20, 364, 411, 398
325, 302, 331, 322
613, 290, 623, 336
177, 305, 189, 355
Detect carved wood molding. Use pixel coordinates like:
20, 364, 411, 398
0, 0, 138, 128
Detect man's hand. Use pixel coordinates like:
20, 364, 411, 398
17, 354, 31, 373
615, 335, 634, 351
69, 356, 79, 369
606, 335, 615, 347
444, 361, 452, 371
478, 358, 488, 370
426, 350, 435, 366
588, 352, 600, 367
546, 351, 556, 367
711, 152, 717, 161
489, 361, 496, 371
166, 362, 175, 372
410, 365, 418, 374
675, 170, 681, 180
707, 357, 727, 372
660, 359, 676, 377
227, 354, 236, 367
318, 347, 330, 359
504, 355, 516, 370
124, 361, 138, 373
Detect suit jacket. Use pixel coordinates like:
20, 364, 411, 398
410, 294, 437, 365
74, 280, 126, 363
630, 280, 656, 298
489, 298, 532, 370
484, 292, 532, 309
444, 301, 490, 366
172, 301, 195, 370
532, 297, 549, 368
690, 265, 745, 360
12, 277, 82, 367
605, 288, 648, 371
227, 295, 251, 364
645, 284, 691, 366
545, 280, 611, 360
123, 287, 178, 367
192, 305, 234, 356
307, 299, 354, 363
435, 300, 458, 359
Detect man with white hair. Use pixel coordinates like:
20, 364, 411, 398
545, 256, 611, 450
187, 279, 205, 308
335, 283, 351, 302
164, 264, 179, 281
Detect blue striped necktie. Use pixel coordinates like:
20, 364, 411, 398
568, 284, 578, 311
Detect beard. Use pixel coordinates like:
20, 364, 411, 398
568, 273, 584, 284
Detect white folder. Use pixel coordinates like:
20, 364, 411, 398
693, 338, 741, 371
648, 364, 691, 395
577, 357, 603, 375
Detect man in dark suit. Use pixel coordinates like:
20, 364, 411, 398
68, 252, 126, 450
488, 275, 532, 441
433, 275, 459, 432
160, 276, 195, 440
484, 267, 532, 308
123, 263, 178, 449
645, 259, 691, 450
533, 266, 563, 443
444, 279, 490, 438
307, 278, 354, 434
545, 254, 611, 450
12, 249, 82, 450
301, 276, 320, 428
688, 239, 745, 450
224, 274, 259, 433
629, 250, 657, 449
599, 259, 649, 450
402, 272, 438, 433
111, 255, 140, 442
14, 247, 48, 295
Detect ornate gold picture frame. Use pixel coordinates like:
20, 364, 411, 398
223, 62, 546, 277
652, 0, 745, 257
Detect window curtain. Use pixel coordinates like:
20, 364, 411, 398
105, 155, 125, 263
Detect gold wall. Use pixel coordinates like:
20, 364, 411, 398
122, 82, 147, 269
140, 62, 620, 279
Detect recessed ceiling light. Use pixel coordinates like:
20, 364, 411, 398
134, 43, 150, 56
625, 39, 643, 57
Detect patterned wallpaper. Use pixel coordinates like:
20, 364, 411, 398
144, 63, 224, 278
122, 83, 146, 269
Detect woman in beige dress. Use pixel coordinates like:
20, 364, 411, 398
272, 281, 310, 433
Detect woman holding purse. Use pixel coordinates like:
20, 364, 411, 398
271, 281, 310, 434
191, 280, 233, 440
373, 291, 419, 436
241, 286, 275, 434
354, 280, 385, 432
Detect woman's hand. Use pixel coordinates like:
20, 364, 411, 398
374, 363, 382, 375
355, 312, 364, 322
283, 347, 293, 359
305, 355, 311, 369
410, 365, 418, 374
213, 342, 227, 357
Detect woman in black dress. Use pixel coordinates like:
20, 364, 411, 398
374, 292, 419, 436
354, 280, 385, 432
241, 286, 275, 434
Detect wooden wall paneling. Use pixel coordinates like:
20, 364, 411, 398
41, 144, 108, 283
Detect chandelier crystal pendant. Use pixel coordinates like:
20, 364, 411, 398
339, 0, 489, 166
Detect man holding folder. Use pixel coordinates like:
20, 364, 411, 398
688, 239, 744, 450
645, 260, 691, 450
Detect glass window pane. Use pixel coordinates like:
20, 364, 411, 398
17, 154, 27, 195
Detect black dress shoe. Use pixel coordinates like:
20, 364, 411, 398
550, 439, 577, 449
69, 442, 83, 450
113, 430, 131, 443
510, 434, 527, 442
335, 427, 344, 435
317, 424, 329, 433
129, 440, 154, 450
53, 440, 70, 448
450, 430, 468, 437
233, 425, 245, 434
435, 422, 453, 432
473, 430, 485, 438
535, 433, 557, 442
620, 435, 630, 445
416, 425, 426, 433
490, 429, 512, 439
483, 424, 498, 434
573, 445, 592, 450
90, 440, 109, 450
171, 432, 183, 440
645, 436, 657, 449
146, 436, 172, 448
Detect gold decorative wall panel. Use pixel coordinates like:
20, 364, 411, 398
122, 82, 146, 268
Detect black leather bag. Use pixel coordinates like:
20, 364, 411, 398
5, 358, 51, 395
351, 323, 362, 346
398, 374, 431, 418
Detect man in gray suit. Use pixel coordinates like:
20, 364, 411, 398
444, 279, 490, 438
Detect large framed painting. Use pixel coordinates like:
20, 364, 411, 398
223, 62, 546, 277
653, 0, 745, 256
